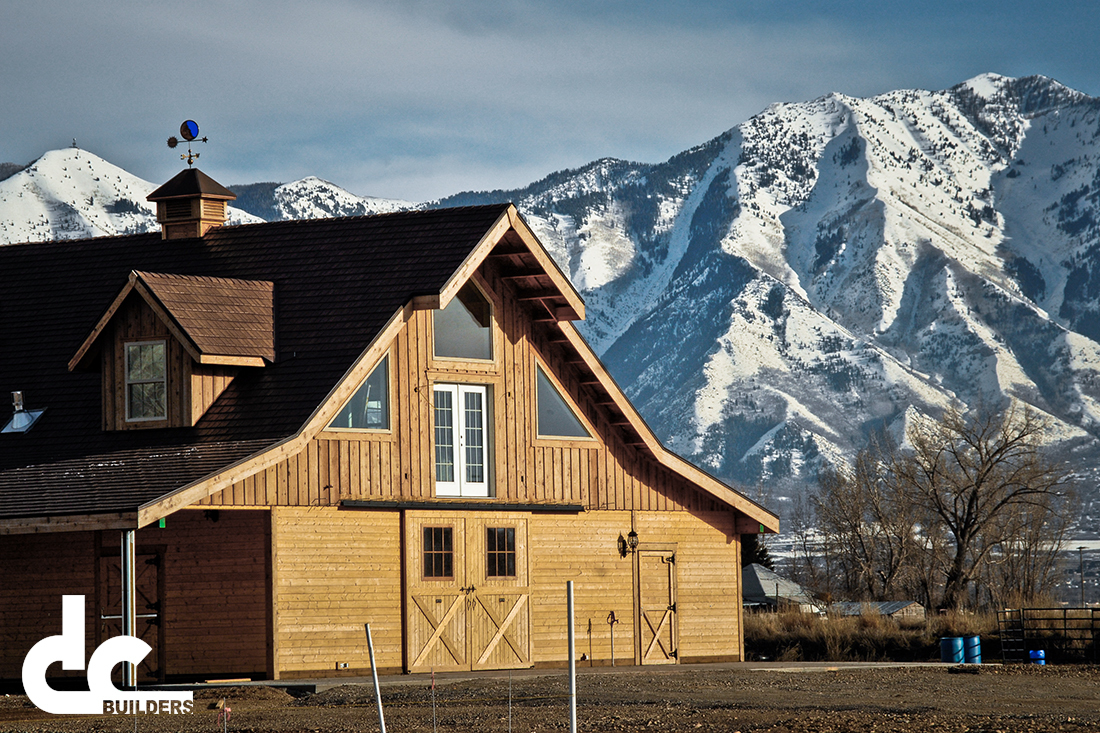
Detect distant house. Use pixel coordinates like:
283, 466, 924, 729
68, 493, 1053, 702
0, 167, 778, 683
828, 601, 926, 621
741, 563, 822, 614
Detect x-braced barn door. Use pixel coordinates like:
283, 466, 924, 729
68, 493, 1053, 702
406, 513, 531, 672
98, 551, 165, 682
637, 550, 677, 665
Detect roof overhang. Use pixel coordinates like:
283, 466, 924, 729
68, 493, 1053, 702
412, 205, 585, 323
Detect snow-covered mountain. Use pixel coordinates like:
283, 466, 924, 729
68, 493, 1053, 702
0, 151, 410, 242
229, 178, 412, 221
0, 148, 262, 242
438, 73, 1100, 527
5, 74, 1100, 531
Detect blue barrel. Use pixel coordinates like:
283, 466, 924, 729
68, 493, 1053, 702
940, 637, 964, 663
1029, 649, 1046, 665
963, 635, 981, 664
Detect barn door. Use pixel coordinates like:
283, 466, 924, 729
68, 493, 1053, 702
98, 551, 164, 682
638, 550, 677, 665
405, 512, 531, 672
467, 517, 530, 670
406, 517, 469, 672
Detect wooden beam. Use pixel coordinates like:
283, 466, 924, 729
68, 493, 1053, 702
486, 244, 530, 257
505, 208, 586, 321
554, 320, 780, 533
0, 512, 138, 535
198, 355, 266, 367
516, 289, 564, 301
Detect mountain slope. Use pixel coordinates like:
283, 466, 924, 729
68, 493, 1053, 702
0, 149, 262, 242
438, 74, 1100, 523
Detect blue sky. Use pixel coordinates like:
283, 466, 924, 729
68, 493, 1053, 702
2, 1, 1098, 201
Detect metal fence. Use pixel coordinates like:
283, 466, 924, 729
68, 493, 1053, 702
997, 608, 1100, 664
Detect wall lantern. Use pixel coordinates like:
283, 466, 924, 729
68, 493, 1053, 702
618, 529, 640, 557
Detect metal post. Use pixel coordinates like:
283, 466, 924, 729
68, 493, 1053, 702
366, 623, 387, 733
1080, 546, 1087, 608
121, 529, 136, 689
567, 581, 577, 733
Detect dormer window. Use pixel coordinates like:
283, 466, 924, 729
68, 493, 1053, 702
125, 341, 167, 422
69, 271, 275, 431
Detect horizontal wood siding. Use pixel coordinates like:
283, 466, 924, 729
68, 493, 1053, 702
0, 532, 96, 680
528, 511, 636, 666
635, 510, 742, 663
273, 507, 404, 677
528, 510, 740, 666
150, 510, 268, 678
0, 512, 270, 682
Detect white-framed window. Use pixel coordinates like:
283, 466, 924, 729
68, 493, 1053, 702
327, 354, 391, 431
433, 383, 490, 497
125, 340, 167, 422
433, 281, 493, 361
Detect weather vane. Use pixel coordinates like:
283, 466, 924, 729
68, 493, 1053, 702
166, 120, 208, 167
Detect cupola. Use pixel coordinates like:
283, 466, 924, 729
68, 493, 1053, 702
146, 168, 236, 240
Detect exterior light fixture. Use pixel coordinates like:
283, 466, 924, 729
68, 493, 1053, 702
617, 529, 640, 557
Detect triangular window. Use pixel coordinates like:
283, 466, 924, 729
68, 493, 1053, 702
433, 282, 492, 361
329, 355, 390, 431
536, 365, 590, 438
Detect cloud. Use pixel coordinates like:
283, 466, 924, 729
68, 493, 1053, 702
1, 0, 1098, 201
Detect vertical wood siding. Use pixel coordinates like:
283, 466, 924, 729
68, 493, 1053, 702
199, 265, 724, 515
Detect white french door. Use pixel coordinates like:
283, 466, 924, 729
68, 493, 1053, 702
433, 384, 490, 497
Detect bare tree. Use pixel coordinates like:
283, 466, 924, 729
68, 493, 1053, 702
893, 403, 1075, 610
814, 442, 922, 601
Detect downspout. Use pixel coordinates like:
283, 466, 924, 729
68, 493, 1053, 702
121, 529, 137, 689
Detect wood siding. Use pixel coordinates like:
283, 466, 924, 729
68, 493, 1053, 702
0, 510, 268, 682
0, 532, 97, 680
528, 510, 742, 667
272, 507, 404, 678
200, 266, 725, 515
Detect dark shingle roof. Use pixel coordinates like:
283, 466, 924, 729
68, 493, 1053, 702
0, 204, 512, 519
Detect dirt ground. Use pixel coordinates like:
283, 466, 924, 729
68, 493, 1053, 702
1, 663, 1098, 733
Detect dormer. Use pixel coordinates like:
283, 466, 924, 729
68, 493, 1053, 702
69, 271, 274, 430
147, 168, 236, 240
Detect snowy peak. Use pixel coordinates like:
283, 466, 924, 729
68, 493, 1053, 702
273, 177, 414, 220
0, 148, 261, 244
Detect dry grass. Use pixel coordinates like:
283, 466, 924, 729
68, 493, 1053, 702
743, 609, 1000, 662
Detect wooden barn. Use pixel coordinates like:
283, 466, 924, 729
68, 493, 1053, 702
0, 168, 778, 683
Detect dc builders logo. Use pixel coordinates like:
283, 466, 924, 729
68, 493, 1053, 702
22, 595, 193, 715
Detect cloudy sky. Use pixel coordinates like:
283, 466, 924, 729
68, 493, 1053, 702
3, 1, 1099, 201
